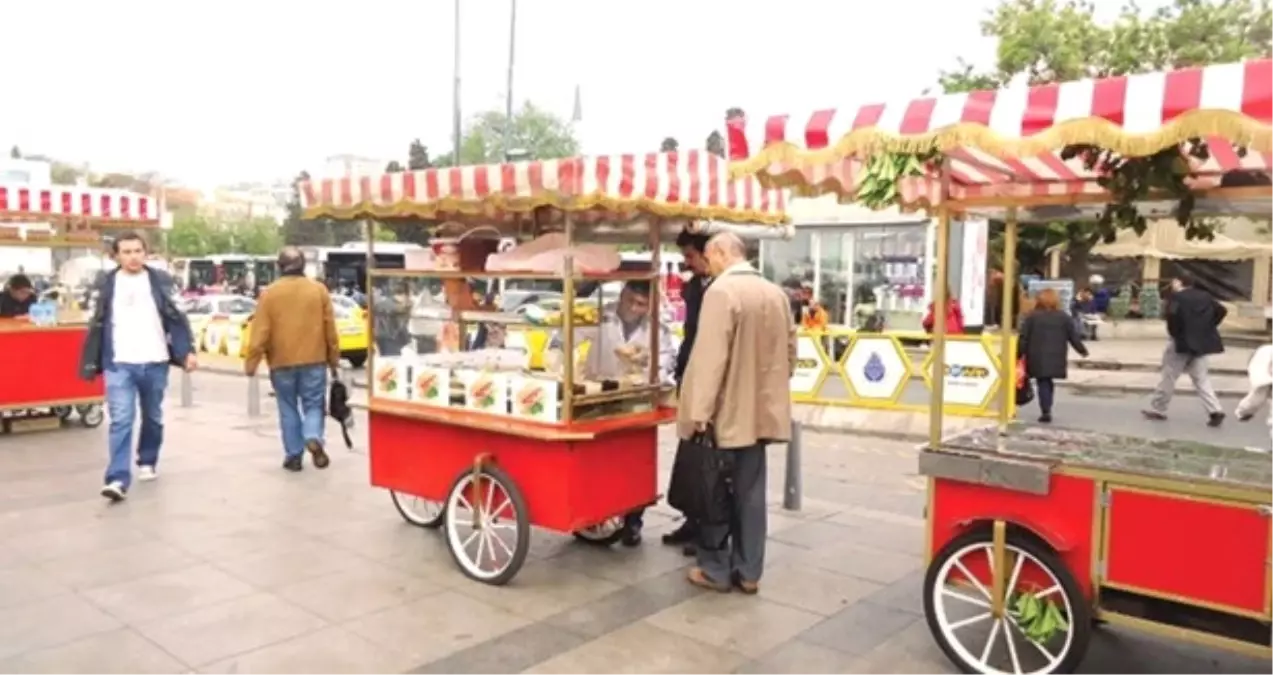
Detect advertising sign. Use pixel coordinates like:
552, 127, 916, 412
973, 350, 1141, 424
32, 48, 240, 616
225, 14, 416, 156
929, 340, 1000, 408
790, 335, 826, 396
959, 218, 988, 328
844, 337, 908, 401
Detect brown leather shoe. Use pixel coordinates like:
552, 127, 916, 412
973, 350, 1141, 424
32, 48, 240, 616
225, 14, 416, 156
687, 567, 730, 592
305, 440, 331, 469
731, 572, 759, 595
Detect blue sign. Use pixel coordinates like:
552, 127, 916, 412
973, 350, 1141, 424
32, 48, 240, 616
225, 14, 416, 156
864, 352, 886, 383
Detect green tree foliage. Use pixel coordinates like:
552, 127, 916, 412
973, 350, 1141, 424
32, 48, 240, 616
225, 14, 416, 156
433, 102, 579, 166
660, 137, 679, 152
280, 171, 362, 247
166, 213, 283, 257
705, 131, 725, 157
407, 139, 432, 170
940, 0, 1272, 282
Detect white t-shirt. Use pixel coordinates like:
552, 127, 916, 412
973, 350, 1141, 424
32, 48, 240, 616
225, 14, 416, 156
111, 271, 170, 364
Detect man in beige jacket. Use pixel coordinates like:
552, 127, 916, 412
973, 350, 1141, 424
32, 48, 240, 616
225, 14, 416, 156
679, 232, 795, 593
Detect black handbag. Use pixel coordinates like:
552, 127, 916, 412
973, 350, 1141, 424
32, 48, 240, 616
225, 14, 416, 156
666, 429, 735, 526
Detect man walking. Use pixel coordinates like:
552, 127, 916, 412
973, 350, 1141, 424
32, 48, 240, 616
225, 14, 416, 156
679, 232, 794, 594
663, 229, 711, 556
79, 232, 197, 502
1143, 273, 1228, 427
245, 247, 340, 471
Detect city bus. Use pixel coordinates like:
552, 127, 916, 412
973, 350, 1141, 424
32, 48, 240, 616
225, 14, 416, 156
172, 254, 277, 295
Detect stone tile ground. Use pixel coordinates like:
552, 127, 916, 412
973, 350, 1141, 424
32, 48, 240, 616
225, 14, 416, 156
0, 372, 1266, 673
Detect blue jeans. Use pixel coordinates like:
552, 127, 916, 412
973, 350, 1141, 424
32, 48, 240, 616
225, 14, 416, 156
105, 363, 170, 489
270, 365, 328, 459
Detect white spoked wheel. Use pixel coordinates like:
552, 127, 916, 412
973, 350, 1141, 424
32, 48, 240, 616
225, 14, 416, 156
390, 490, 445, 529
923, 530, 1091, 675
77, 404, 104, 428
443, 465, 529, 585
572, 516, 626, 547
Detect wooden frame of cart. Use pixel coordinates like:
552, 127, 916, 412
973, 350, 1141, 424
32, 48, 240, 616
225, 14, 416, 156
727, 59, 1272, 672
299, 151, 788, 585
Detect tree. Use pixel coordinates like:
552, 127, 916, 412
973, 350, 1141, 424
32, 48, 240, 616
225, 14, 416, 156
166, 213, 284, 256
939, 0, 1272, 283
705, 131, 725, 158
408, 139, 432, 170
434, 102, 580, 166
8, 146, 19, 159
384, 160, 404, 173
660, 137, 679, 152
281, 170, 361, 247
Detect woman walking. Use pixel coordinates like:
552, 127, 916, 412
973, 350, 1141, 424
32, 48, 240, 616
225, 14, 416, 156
1020, 288, 1089, 423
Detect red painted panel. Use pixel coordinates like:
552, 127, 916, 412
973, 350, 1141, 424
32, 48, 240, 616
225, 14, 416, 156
931, 473, 1097, 597
1106, 488, 1269, 614
368, 411, 658, 533
0, 327, 104, 407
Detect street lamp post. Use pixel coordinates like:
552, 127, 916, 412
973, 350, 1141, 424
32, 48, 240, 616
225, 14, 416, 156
504, 0, 518, 162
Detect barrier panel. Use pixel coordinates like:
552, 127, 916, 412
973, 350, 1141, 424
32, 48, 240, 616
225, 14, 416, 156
793, 328, 1018, 419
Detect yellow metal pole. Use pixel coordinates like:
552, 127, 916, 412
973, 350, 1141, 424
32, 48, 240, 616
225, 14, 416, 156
927, 161, 953, 450
562, 213, 576, 424
998, 208, 1018, 434
991, 519, 1008, 617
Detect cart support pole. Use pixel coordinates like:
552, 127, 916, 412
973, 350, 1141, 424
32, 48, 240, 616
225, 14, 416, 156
991, 519, 1008, 617
247, 374, 261, 417
783, 420, 802, 511
927, 159, 954, 450
180, 368, 193, 408
998, 208, 1018, 434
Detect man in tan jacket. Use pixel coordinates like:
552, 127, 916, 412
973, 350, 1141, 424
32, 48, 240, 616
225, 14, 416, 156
245, 247, 341, 472
679, 232, 795, 594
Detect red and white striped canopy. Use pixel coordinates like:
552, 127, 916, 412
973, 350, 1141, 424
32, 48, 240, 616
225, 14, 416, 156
727, 59, 1272, 210
0, 183, 160, 226
300, 151, 787, 228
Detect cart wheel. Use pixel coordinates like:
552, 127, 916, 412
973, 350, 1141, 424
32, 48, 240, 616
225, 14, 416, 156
443, 465, 529, 585
572, 516, 626, 547
923, 529, 1091, 675
390, 490, 445, 529
51, 406, 73, 421
77, 405, 104, 428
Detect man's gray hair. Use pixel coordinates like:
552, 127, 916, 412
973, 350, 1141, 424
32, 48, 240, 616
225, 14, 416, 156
277, 246, 306, 274
707, 232, 746, 259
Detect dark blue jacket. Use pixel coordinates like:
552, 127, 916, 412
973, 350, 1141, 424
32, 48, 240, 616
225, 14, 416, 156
79, 267, 195, 380
674, 274, 708, 384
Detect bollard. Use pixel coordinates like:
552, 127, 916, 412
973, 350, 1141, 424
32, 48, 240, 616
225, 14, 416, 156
247, 374, 261, 417
179, 368, 193, 408
783, 420, 803, 511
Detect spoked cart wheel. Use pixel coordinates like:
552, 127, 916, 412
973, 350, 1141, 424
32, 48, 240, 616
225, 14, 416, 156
51, 406, 73, 423
443, 464, 530, 585
390, 491, 445, 529
923, 529, 1092, 675
76, 404, 104, 428
572, 516, 626, 547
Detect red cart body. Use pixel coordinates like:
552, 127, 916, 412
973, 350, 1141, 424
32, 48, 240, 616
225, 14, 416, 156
0, 324, 105, 431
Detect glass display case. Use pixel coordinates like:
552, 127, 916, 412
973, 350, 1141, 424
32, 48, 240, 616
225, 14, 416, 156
364, 268, 671, 425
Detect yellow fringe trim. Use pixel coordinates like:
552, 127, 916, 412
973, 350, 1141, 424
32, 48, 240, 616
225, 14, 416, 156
728, 110, 1273, 180
303, 192, 790, 226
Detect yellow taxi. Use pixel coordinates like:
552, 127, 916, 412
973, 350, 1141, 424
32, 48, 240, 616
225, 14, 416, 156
237, 296, 370, 368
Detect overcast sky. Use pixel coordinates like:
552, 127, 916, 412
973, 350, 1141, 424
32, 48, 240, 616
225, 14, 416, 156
0, 0, 1137, 187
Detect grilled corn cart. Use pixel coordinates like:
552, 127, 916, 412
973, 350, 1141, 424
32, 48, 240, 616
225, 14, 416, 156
300, 151, 786, 585
0, 183, 162, 433
728, 59, 1273, 672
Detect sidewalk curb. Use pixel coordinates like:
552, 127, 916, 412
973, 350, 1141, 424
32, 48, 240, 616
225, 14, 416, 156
1073, 360, 1247, 377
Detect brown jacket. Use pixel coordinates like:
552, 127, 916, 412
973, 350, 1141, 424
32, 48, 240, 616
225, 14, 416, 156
244, 276, 340, 375
678, 268, 795, 448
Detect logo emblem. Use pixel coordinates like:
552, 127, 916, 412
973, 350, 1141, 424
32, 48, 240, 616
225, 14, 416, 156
864, 352, 886, 383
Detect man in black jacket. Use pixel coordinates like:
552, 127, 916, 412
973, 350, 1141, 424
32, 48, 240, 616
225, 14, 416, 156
1143, 273, 1227, 427
661, 230, 711, 554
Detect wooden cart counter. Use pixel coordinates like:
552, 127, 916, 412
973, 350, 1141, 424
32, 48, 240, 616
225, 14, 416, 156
0, 322, 103, 410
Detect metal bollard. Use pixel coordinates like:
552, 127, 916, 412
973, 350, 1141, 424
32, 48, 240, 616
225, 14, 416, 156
180, 368, 193, 408
247, 374, 261, 417
783, 420, 803, 511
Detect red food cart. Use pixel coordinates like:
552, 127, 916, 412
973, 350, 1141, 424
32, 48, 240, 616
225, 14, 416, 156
0, 182, 162, 433
300, 151, 787, 585
727, 59, 1272, 672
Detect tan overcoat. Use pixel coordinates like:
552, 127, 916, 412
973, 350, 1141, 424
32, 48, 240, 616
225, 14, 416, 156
677, 267, 795, 448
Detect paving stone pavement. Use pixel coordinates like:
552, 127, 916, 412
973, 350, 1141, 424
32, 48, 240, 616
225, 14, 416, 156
0, 372, 1266, 674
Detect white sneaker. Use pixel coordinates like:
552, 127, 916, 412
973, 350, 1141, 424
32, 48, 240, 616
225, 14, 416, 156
100, 481, 126, 502
137, 466, 158, 482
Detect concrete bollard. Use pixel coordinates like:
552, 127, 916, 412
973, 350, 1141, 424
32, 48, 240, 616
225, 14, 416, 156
247, 375, 261, 417
180, 369, 193, 408
784, 420, 803, 511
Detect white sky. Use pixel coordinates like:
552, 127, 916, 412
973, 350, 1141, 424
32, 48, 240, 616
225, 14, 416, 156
0, 0, 1136, 186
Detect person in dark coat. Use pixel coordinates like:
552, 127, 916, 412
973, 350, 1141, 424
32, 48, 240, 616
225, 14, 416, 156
1143, 273, 1228, 426
1019, 288, 1088, 423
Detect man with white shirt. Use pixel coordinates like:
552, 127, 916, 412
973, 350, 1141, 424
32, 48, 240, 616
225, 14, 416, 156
79, 232, 197, 502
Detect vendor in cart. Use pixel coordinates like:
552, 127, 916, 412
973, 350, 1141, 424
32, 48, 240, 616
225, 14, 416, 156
0, 274, 36, 318
550, 279, 676, 545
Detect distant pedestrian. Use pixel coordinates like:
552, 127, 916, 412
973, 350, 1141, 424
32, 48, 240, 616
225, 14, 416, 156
923, 283, 965, 335
0, 273, 36, 318
679, 232, 794, 594
1019, 288, 1088, 424
1236, 344, 1272, 426
244, 246, 341, 471
1143, 273, 1227, 427
78, 232, 197, 502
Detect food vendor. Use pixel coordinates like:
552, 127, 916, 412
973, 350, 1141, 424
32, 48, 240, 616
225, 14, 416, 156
552, 279, 675, 547
0, 274, 36, 318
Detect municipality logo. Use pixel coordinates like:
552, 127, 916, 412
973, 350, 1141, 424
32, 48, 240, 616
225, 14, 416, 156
864, 352, 886, 383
